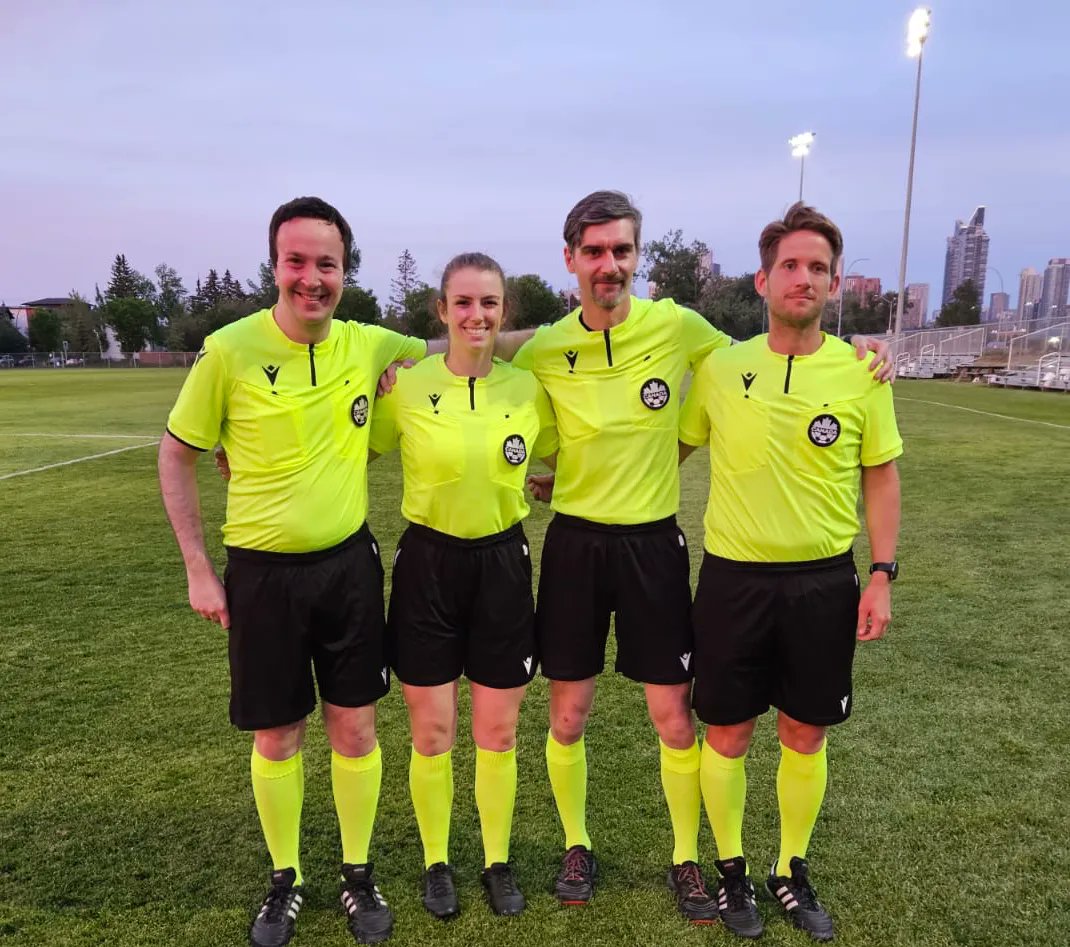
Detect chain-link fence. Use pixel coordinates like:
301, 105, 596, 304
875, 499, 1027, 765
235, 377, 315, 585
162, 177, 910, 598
0, 351, 200, 369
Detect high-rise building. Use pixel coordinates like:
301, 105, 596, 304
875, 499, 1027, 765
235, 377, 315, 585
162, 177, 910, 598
986, 292, 1010, 322
1017, 267, 1043, 319
844, 275, 882, 300
904, 283, 930, 329
941, 206, 989, 306
1038, 258, 1070, 324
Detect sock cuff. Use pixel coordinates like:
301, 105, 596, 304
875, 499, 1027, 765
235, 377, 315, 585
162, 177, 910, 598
779, 740, 827, 769
332, 742, 382, 773
411, 746, 452, 771
659, 739, 700, 773
476, 745, 517, 768
251, 748, 302, 778
546, 731, 585, 765
701, 740, 747, 770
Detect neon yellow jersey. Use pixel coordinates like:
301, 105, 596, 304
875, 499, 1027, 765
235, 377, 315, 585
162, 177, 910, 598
512, 296, 730, 525
369, 355, 558, 538
679, 333, 903, 562
166, 308, 427, 552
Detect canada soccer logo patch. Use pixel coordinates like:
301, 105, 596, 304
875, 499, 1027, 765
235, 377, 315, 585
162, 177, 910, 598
503, 434, 527, 465
640, 377, 670, 410
808, 413, 841, 446
350, 394, 369, 427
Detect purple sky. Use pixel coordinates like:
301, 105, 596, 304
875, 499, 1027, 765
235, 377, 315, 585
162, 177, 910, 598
3, 1, 1067, 316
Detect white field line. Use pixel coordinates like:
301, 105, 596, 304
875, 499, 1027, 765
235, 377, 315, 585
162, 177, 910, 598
5, 432, 160, 439
898, 397, 1070, 432
0, 441, 158, 481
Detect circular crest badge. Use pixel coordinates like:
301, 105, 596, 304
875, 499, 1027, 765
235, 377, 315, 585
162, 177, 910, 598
503, 433, 527, 465
808, 413, 841, 447
350, 394, 369, 427
640, 377, 670, 410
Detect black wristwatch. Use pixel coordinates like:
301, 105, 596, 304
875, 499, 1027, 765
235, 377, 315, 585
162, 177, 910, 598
869, 561, 899, 581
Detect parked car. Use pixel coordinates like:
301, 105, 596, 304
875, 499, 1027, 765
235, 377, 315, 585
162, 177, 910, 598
0, 355, 15, 367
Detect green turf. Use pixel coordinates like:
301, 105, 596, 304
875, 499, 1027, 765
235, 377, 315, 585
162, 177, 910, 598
1, 370, 1067, 946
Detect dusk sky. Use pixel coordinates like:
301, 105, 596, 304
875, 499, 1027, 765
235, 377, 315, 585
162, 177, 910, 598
3, 0, 1067, 316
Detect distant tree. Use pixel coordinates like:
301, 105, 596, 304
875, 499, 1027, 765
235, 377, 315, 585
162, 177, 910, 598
166, 312, 209, 353
390, 250, 420, 317
205, 298, 259, 335
935, 280, 982, 327
202, 269, 222, 310
334, 286, 382, 325
344, 249, 362, 288
641, 230, 713, 306
245, 261, 279, 308
506, 274, 565, 329
0, 302, 13, 323
29, 308, 63, 352
104, 297, 158, 352
220, 269, 245, 300
697, 274, 764, 339
60, 293, 107, 355
0, 316, 29, 354
105, 254, 140, 300
154, 263, 188, 328
403, 284, 442, 339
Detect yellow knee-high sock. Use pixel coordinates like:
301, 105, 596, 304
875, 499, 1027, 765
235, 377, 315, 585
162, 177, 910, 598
332, 744, 383, 866
475, 746, 518, 867
251, 748, 304, 885
545, 732, 591, 850
660, 740, 701, 865
776, 740, 828, 877
409, 747, 453, 867
699, 740, 747, 863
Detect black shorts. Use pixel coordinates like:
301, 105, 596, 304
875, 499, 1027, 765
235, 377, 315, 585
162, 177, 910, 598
388, 522, 536, 689
691, 551, 860, 727
535, 514, 693, 684
224, 525, 388, 731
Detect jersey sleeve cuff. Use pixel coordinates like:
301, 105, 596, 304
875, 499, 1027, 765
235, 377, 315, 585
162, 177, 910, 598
861, 443, 903, 467
165, 427, 210, 452
678, 428, 708, 448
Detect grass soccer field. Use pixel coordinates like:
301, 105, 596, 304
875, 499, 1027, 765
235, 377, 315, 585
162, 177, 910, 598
1, 369, 1067, 947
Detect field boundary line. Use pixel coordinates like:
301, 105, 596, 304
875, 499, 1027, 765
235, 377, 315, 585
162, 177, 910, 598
898, 397, 1070, 431
0, 441, 159, 481
3, 432, 160, 439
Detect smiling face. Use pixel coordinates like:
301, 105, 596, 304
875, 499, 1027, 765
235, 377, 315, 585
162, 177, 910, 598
756, 229, 840, 329
437, 265, 505, 355
272, 217, 345, 342
564, 218, 638, 312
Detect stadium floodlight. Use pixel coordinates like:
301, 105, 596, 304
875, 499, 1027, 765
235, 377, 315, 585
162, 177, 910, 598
788, 132, 815, 201
893, 7, 933, 345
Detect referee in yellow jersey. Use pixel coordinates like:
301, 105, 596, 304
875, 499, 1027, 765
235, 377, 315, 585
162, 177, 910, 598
159, 197, 430, 947
679, 203, 902, 941
370, 253, 557, 920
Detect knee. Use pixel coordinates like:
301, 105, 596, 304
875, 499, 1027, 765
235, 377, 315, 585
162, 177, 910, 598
777, 715, 826, 754
473, 718, 517, 753
651, 706, 696, 749
550, 704, 589, 745
324, 710, 377, 758
412, 717, 454, 757
254, 722, 304, 761
704, 723, 754, 759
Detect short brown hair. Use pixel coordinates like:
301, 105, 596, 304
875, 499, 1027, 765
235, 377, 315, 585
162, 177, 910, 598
269, 196, 355, 272
563, 190, 642, 251
758, 202, 843, 274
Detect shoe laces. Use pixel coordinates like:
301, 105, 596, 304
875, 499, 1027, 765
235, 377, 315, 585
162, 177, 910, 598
261, 882, 298, 924
425, 865, 454, 900
487, 865, 519, 896
561, 848, 591, 883
675, 863, 710, 900
789, 865, 820, 911
720, 870, 754, 911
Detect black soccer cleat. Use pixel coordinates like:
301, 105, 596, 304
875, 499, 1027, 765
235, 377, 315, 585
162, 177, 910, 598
666, 860, 719, 924
766, 857, 835, 942
553, 845, 597, 905
481, 862, 526, 916
250, 867, 303, 947
421, 862, 460, 920
340, 862, 394, 944
714, 857, 764, 939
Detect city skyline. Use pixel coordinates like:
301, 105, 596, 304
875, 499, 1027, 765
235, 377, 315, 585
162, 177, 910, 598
3, 2, 1068, 318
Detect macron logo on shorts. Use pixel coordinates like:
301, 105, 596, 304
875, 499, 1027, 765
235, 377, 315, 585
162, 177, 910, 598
523, 656, 533, 674
840, 695, 849, 713
680, 652, 691, 671
381, 667, 389, 685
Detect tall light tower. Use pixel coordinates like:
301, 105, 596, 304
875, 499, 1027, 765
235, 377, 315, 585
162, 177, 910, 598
789, 132, 816, 202
893, 7, 932, 341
